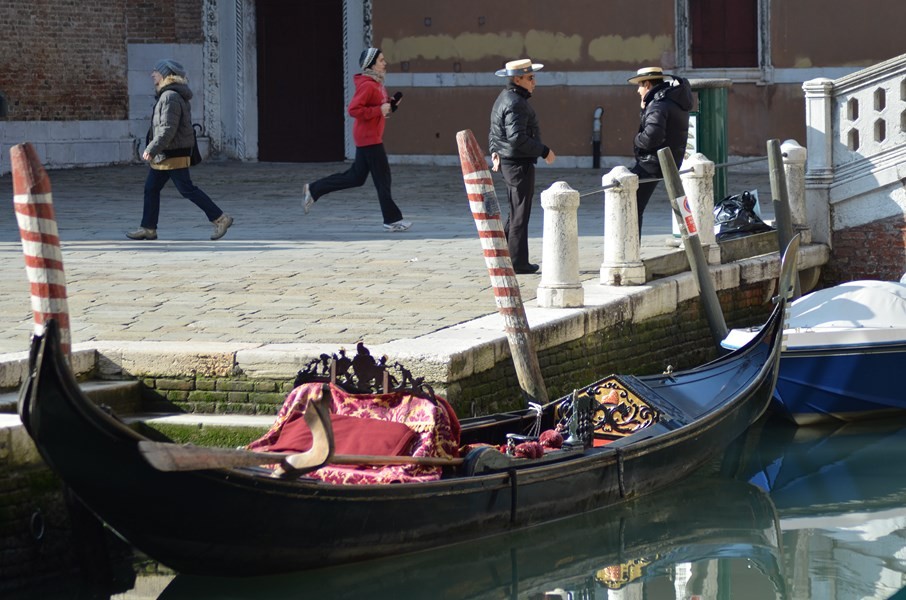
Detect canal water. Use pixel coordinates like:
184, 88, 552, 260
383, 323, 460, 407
9, 413, 906, 600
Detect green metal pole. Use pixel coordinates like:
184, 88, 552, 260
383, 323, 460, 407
697, 86, 729, 202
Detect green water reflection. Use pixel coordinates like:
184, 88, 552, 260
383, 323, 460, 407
18, 415, 906, 599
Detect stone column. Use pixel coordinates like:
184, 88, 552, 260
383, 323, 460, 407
600, 167, 645, 286
782, 138, 811, 243
802, 78, 835, 245
537, 182, 584, 307
679, 152, 720, 264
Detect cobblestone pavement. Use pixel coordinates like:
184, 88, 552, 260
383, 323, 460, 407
0, 159, 773, 355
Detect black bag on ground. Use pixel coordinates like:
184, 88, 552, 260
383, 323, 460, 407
713, 190, 773, 241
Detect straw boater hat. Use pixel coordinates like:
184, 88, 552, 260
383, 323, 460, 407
495, 58, 544, 77
628, 66, 673, 85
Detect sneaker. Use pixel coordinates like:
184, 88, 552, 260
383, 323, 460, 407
383, 219, 412, 232
211, 213, 233, 240
126, 227, 157, 240
302, 183, 315, 214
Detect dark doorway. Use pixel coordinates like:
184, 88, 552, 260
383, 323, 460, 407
256, 0, 345, 162
690, 0, 758, 68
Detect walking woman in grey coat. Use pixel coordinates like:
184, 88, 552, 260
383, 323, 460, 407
127, 59, 233, 241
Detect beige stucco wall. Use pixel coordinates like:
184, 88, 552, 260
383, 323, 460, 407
372, 0, 902, 159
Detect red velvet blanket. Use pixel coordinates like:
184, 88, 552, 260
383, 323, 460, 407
248, 382, 460, 484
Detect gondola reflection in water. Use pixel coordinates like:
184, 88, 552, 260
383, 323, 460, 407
155, 476, 785, 600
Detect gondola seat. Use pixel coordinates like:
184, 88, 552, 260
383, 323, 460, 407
247, 381, 460, 484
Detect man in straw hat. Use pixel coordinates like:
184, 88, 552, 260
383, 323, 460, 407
628, 66, 692, 234
488, 58, 556, 275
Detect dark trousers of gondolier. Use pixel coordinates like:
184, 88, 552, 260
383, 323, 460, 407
309, 143, 403, 225
630, 162, 661, 236
499, 159, 535, 269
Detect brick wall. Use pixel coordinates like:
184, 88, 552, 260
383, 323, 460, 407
132, 282, 775, 417
126, 0, 205, 44
823, 216, 906, 283
0, 0, 204, 121
445, 284, 773, 416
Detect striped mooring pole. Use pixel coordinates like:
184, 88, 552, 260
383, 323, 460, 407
456, 129, 548, 406
11, 143, 71, 359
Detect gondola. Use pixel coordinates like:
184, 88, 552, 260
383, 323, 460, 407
17, 285, 788, 576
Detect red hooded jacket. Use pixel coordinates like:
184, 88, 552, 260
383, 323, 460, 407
348, 73, 389, 147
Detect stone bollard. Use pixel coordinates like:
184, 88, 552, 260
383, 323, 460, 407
679, 152, 720, 264
781, 139, 811, 244
600, 166, 645, 286
537, 182, 583, 307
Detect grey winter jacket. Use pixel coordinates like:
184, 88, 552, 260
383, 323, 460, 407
488, 82, 550, 163
633, 77, 693, 177
145, 78, 195, 159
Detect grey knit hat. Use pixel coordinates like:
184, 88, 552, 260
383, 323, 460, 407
359, 47, 380, 70
154, 59, 186, 78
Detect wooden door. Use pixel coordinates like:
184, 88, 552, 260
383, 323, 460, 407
690, 0, 758, 68
256, 0, 345, 162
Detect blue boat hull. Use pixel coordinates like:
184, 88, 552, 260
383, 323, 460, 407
773, 341, 906, 425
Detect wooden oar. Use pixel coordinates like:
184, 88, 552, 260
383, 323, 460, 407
140, 383, 335, 474
139, 441, 464, 472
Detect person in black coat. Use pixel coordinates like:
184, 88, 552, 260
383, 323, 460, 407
488, 59, 556, 274
628, 66, 693, 235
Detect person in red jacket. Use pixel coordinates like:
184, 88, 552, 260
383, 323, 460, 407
302, 48, 411, 232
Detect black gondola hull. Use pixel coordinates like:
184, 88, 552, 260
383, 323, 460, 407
18, 301, 785, 576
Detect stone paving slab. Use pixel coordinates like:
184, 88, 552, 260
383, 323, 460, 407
0, 159, 774, 358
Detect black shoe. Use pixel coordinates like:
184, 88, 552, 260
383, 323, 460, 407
513, 263, 539, 274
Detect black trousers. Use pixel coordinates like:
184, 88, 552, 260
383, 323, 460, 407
499, 160, 536, 268
309, 143, 404, 225
630, 162, 660, 236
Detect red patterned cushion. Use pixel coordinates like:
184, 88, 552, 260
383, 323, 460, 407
266, 413, 418, 457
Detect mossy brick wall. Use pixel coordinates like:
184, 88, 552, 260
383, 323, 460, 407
438, 281, 774, 416
0, 464, 90, 586
0, 463, 135, 588
822, 216, 906, 284
132, 280, 774, 417
139, 376, 295, 415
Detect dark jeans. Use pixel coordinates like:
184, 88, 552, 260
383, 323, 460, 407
630, 162, 661, 236
309, 143, 403, 225
499, 160, 535, 268
141, 167, 223, 229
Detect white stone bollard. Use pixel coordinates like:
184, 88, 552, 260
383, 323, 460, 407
600, 166, 645, 286
781, 139, 811, 243
538, 182, 584, 307
679, 152, 720, 264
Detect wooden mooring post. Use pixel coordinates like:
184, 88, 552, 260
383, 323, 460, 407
455, 129, 548, 406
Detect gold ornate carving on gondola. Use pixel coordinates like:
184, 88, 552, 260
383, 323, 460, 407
555, 376, 659, 444
595, 556, 654, 589
588, 377, 659, 436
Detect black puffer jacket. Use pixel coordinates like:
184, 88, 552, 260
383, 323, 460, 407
633, 77, 693, 177
488, 82, 550, 163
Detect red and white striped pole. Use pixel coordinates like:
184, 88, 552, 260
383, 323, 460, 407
456, 129, 548, 406
11, 143, 71, 358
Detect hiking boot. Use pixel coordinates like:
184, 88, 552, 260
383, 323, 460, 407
302, 183, 315, 214
383, 219, 412, 232
211, 213, 233, 240
126, 227, 157, 240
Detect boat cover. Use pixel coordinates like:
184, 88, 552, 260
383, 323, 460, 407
789, 280, 906, 330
